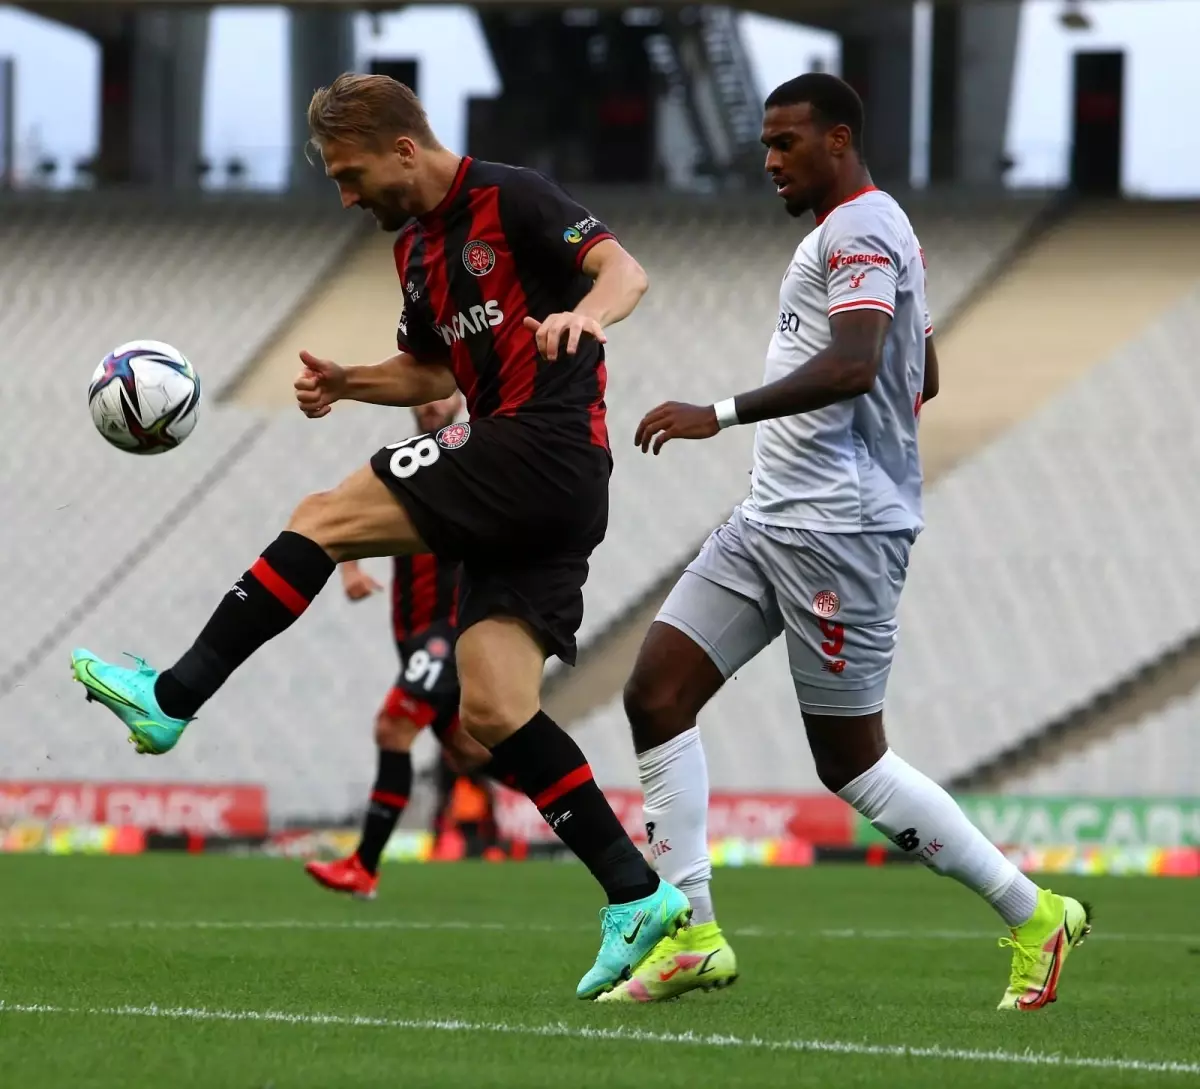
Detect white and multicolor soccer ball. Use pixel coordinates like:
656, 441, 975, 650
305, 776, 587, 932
88, 340, 201, 454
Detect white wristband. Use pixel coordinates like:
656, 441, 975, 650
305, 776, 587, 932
714, 398, 740, 429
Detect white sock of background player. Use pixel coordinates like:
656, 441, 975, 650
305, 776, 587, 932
838, 748, 1039, 928
640, 729, 1039, 930
638, 727, 717, 925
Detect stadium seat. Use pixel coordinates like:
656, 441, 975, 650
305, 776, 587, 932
1004, 693, 1200, 796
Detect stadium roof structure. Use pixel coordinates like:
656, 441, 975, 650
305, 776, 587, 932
25, 0, 998, 10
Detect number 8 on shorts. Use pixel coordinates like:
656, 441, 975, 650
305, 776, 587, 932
387, 435, 440, 480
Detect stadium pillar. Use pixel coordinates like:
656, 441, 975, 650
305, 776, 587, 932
929, 1, 1020, 187
91, 10, 208, 188
289, 8, 355, 194
835, 4, 914, 186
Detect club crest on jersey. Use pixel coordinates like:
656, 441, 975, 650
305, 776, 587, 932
436, 422, 471, 450
426, 636, 451, 659
463, 240, 496, 277
812, 590, 840, 618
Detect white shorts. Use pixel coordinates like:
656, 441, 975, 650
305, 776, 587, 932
658, 506, 915, 716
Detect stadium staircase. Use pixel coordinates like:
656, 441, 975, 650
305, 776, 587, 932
228, 231, 399, 409
662, 7, 764, 185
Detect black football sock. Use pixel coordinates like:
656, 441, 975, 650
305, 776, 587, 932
155, 531, 335, 719
476, 748, 517, 791
490, 711, 659, 904
356, 749, 413, 875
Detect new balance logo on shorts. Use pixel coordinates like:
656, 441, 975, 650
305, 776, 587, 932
892, 827, 920, 852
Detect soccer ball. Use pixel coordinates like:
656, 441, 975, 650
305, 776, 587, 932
88, 340, 201, 454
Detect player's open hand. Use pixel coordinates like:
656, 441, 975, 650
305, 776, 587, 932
340, 564, 383, 602
295, 350, 346, 418
523, 313, 606, 362
635, 401, 720, 455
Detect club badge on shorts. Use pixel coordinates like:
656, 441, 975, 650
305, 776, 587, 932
426, 636, 451, 659
436, 422, 471, 450
812, 590, 840, 618
462, 240, 495, 277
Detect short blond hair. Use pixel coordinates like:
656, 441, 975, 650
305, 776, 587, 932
307, 73, 437, 151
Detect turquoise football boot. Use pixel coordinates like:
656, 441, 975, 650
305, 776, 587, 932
71, 648, 190, 755
576, 880, 693, 1000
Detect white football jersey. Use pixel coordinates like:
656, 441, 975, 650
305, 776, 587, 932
740, 187, 931, 535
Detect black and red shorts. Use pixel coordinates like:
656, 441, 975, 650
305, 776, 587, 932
381, 622, 460, 742
369, 414, 610, 664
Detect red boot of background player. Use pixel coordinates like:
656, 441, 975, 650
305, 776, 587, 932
304, 854, 379, 900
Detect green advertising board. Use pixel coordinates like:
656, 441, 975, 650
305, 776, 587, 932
855, 797, 1200, 848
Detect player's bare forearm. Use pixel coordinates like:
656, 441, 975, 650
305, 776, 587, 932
526, 240, 648, 360
732, 310, 888, 425
923, 335, 940, 403
343, 353, 457, 408
575, 239, 649, 327
635, 312, 889, 453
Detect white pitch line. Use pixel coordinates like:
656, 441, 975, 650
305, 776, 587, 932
0, 1001, 1196, 1076
10, 919, 1200, 945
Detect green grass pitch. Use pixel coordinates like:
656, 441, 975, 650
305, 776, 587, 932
2, 856, 1198, 1088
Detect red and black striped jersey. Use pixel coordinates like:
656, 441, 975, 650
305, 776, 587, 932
391, 554, 460, 642
394, 157, 615, 452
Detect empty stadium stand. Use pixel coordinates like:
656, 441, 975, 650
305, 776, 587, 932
572, 275, 1200, 796
1005, 690, 1200, 796
0, 196, 360, 693
9, 189, 1119, 824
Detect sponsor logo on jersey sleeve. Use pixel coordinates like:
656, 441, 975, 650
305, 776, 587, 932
827, 250, 891, 272
563, 215, 600, 243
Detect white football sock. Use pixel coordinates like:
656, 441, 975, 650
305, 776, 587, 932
837, 749, 1039, 928
638, 726, 716, 924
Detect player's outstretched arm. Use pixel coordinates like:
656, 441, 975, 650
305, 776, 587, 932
343, 352, 457, 407
294, 349, 457, 416
635, 310, 889, 454
523, 239, 649, 362
731, 309, 887, 424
